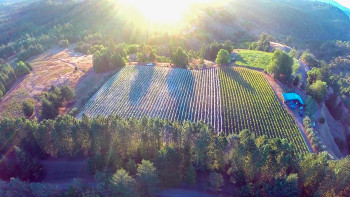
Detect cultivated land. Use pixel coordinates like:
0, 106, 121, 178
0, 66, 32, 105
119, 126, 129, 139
79, 65, 309, 153
233, 50, 272, 70
0, 45, 108, 118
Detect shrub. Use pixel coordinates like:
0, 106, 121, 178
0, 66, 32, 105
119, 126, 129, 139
58, 39, 69, 48
22, 99, 35, 117
209, 172, 224, 192
14, 61, 30, 77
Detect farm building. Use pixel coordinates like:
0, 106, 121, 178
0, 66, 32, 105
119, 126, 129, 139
283, 93, 304, 106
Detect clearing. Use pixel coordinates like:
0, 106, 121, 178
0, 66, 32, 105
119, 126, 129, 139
0, 45, 109, 119
78, 65, 309, 153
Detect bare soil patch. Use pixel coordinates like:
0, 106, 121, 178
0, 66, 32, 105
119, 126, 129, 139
0, 45, 108, 119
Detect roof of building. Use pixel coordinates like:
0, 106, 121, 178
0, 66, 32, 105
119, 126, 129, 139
282, 93, 304, 105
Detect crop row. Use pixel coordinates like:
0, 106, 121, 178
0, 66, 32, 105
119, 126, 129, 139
219, 67, 308, 153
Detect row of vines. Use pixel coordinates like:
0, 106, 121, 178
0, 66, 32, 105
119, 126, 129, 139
78, 66, 223, 131
219, 67, 308, 153
78, 65, 308, 153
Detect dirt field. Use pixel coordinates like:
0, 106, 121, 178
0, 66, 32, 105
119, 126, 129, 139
0, 45, 109, 119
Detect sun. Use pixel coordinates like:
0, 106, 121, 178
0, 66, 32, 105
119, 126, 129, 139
119, 0, 211, 24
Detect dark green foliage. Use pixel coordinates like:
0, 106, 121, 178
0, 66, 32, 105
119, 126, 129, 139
110, 169, 137, 197
249, 33, 275, 52
136, 160, 160, 197
22, 99, 35, 117
14, 61, 30, 77
17, 44, 44, 62
209, 172, 224, 192
184, 164, 197, 185
61, 85, 75, 101
308, 80, 327, 102
93, 46, 126, 73
0, 146, 45, 182
216, 49, 230, 65
0, 63, 16, 99
0, 115, 348, 196
301, 52, 319, 68
154, 147, 182, 188
40, 85, 75, 119
171, 47, 188, 68
25, 62, 33, 71
267, 50, 293, 83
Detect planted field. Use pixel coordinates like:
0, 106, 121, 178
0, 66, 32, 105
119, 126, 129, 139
79, 65, 308, 153
219, 67, 308, 152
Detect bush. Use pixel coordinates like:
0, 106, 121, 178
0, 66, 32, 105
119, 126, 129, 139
14, 61, 30, 77
216, 49, 230, 65
209, 172, 224, 192
58, 39, 69, 48
22, 99, 35, 117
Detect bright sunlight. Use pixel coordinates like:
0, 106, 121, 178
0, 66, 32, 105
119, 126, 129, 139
120, 0, 212, 24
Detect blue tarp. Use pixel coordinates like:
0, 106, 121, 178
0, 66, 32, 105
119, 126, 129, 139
283, 93, 304, 105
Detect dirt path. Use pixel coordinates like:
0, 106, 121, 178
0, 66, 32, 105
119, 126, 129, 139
264, 73, 314, 153
0, 45, 94, 118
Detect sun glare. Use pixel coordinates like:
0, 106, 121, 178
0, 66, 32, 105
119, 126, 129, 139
120, 0, 212, 24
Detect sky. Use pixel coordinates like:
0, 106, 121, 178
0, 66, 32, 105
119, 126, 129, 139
335, 0, 350, 8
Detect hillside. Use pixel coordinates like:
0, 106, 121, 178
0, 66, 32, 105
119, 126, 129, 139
316, 0, 350, 16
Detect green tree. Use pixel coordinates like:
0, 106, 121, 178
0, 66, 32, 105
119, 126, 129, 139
300, 52, 319, 68
216, 49, 230, 65
22, 99, 35, 117
61, 85, 75, 101
172, 47, 188, 68
184, 164, 197, 185
14, 61, 30, 77
136, 160, 160, 197
267, 50, 293, 83
110, 169, 137, 197
153, 147, 182, 188
308, 80, 327, 102
209, 172, 224, 192
58, 39, 69, 48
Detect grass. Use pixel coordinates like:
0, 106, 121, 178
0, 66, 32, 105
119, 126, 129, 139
234, 50, 272, 70
234, 50, 299, 72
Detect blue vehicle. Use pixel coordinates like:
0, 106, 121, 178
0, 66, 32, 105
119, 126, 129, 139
299, 106, 304, 117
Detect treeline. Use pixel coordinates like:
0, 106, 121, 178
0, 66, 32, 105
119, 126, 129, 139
0, 115, 349, 196
0, 61, 32, 100
0, 64, 16, 99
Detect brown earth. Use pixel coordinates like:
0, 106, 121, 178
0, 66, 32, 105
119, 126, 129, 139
0, 45, 109, 119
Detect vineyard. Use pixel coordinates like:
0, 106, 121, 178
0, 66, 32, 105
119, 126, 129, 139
78, 65, 309, 153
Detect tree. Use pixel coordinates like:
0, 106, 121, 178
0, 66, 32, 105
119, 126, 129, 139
307, 68, 322, 86
209, 172, 224, 192
14, 61, 30, 77
184, 164, 197, 185
267, 50, 293, 83
110, 169, 137, 197
153, 147, 182, 188
22, 99, 35, 117
300, 52, 319, 68
136, 160, 160, 197
172, 47, 188, 68
41, 98, 57, 119
60, 85, 75, 101
308, 80, 327, 102
216, 49, 230, 65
